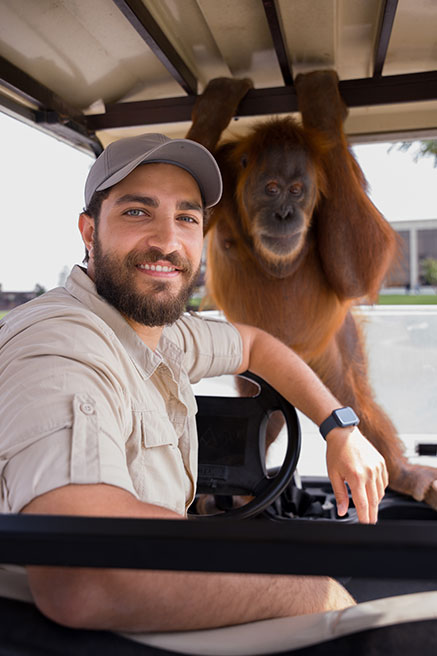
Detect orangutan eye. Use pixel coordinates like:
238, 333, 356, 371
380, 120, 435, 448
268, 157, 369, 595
241, 154, 248, 168
289, 182, 303, 196
265, 181, 280, 195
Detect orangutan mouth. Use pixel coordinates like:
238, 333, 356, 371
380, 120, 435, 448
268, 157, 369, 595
259, 232, 301, 255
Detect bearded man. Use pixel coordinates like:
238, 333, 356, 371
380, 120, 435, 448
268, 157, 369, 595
0, 133, 387, 635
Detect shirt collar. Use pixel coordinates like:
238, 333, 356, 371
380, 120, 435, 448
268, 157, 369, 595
65, 265, 183, 381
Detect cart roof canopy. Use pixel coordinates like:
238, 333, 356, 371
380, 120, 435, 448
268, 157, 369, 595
0, 0, 436, 157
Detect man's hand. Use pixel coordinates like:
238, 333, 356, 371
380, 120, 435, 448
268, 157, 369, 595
326, 427, 388, 524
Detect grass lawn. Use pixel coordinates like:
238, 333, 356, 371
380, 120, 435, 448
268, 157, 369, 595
378, 294, 437, 305
1, 295, 436, 319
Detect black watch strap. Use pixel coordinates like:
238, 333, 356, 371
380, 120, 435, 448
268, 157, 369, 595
319, 407, 359, 440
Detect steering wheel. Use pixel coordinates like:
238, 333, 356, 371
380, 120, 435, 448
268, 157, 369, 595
194, 371, 301, 519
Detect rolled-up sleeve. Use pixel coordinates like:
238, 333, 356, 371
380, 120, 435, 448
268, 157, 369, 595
163, 313, 243, 383
0, 317, 137, 513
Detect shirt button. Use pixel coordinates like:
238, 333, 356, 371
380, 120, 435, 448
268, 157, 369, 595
80, 403, 95, 415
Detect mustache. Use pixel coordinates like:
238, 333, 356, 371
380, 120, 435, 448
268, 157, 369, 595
126, 248, 191, 272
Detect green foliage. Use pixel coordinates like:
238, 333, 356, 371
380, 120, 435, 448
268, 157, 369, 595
34, 283, 46, 296
422, 258, 437, 289
391, 140, 437, 167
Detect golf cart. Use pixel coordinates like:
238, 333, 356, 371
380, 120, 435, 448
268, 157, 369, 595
1, 1, 437, 653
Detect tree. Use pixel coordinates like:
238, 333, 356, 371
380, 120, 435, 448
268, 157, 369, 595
34, 283, 46, 296
390, 140, 437, 167
422, 258, 437, 291
57, 265, 69, 287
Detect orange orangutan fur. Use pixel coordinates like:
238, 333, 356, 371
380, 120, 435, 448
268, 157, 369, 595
187, 73, 437, 507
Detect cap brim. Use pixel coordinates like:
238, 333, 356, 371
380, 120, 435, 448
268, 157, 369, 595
95, 139, 222, 208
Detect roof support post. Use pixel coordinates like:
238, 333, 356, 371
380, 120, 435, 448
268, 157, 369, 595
111, 0, 198, 95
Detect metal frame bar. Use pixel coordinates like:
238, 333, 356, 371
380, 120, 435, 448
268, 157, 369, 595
1, 514, 437, 579
0, 91, 36, 123
111, 0, 197, 95
262, 0, 294, 86
373, 0, 399, 77
90, 94, 194, 130
86, 71, 437, 130
0, 96, 102, 156
0, 55, 81, 119
0, 56, 102, 155
34, 110, 103, 156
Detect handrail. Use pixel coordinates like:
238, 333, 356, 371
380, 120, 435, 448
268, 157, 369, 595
0, 514, 436, 580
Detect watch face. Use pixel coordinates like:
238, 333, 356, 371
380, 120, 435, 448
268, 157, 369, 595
335, 407, 359, 426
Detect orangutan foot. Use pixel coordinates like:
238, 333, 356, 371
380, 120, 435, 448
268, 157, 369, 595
187, 77, 253, 151
424, 479, 437, 509
389, 463, 437, 510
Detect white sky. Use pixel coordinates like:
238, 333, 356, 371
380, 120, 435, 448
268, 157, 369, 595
0, 111, 436, 291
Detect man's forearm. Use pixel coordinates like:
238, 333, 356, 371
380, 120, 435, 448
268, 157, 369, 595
23, 483, 354, 630
234, 323, 342, 426
28, 565, 353, 632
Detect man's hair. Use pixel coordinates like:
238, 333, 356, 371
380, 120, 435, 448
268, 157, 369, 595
82, 187, 112, 263
82, 182, 211, 264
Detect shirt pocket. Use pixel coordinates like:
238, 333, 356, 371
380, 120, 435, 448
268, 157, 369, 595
129, 410, 186, 514
140, 411, 179, 448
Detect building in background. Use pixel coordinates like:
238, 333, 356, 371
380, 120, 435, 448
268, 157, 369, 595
0, 284, 45, 311
0, 288, 37, 311
386, 218, 437, 290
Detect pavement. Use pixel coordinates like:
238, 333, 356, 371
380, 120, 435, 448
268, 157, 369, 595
271, 304, 437, 475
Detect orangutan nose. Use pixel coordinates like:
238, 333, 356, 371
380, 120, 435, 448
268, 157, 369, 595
274, 208, 293, 222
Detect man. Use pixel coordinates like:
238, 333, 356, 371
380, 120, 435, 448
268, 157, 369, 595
0, 133, 387, 632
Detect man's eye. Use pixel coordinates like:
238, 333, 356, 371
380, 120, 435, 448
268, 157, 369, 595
178, 214, 199, 224
125, 209, 145, 217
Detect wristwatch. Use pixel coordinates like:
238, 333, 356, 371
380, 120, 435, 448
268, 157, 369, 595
319, 407, 359, 440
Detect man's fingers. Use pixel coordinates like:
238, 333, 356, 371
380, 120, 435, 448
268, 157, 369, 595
384, 462, 389, 489
330, 476, 350, 517
372, 459, 389, 508
333, 474, 384, 524
377, 463, 389, 500
350, 483, 370, 524
365, 479, 380, 524
325, 428, 389, 524
354, 466, 387, 524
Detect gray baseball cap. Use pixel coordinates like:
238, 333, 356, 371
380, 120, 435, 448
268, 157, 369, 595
84, 133, 223, 208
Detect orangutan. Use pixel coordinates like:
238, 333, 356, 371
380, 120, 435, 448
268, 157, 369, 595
186, 70, 437, 509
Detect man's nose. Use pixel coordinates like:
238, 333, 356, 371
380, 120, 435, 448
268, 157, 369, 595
146, 218, 182, 253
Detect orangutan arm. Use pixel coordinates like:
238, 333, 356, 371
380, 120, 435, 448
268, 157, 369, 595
295, 70, 397, 300
186, 77, 253, 151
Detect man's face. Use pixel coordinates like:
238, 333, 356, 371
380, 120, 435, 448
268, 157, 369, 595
86, 163, 204, 327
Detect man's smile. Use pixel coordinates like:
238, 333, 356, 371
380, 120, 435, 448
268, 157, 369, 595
136, 261, 181, 278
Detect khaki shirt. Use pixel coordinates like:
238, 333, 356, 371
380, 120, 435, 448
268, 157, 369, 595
0, 265, 243, 516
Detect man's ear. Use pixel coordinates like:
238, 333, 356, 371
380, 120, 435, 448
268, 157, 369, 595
78, 213, 95, 254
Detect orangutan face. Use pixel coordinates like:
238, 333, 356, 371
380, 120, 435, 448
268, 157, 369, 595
236, 141, 319, 278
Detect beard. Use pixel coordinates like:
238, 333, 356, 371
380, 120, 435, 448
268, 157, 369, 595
92, 239, 200, 327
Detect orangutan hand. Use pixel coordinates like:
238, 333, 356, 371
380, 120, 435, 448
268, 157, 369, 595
326, 427, 389, 524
